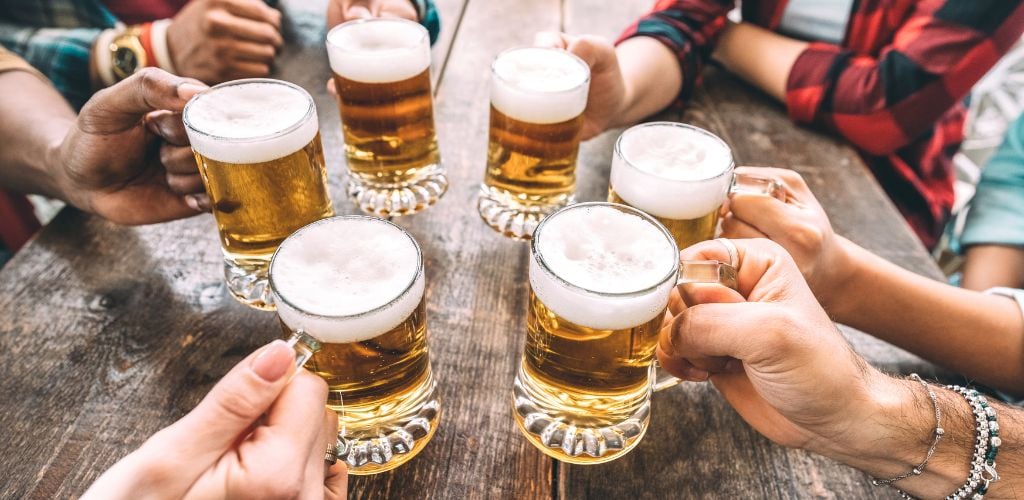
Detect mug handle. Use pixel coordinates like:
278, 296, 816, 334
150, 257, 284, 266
286, 329, 322, 372
652, 260, 739, 392
730, 171, 785, 201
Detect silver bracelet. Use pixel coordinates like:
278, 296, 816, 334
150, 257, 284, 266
872, 374, 944, 486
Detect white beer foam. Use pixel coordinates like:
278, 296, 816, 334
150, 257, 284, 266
611, 124, 734, 220
271, 217, 425, 344
490, 48, 589, 124
531, 205, 676, 330
327, 19, 430, 84
185, 80, 318, 164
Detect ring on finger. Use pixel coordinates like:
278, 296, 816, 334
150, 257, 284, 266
324, 442, 340, 465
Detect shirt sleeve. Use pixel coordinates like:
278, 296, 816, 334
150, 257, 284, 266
412, 0, 441, 46
961, 115, 1024, 249
616, 0, 736, 104
0, 46, 44, 80
0, 23, 100, 110
786, 0, 1024, 156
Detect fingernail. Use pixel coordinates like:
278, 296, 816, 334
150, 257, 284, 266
185, 195, 201, 212
177, 83, 207, 100
683, 367, 710, 381
252, 340, 292, 382
725, 359, 744, 373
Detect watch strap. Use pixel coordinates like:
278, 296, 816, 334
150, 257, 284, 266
150, 19, 177, 74
94, 28, 119, 87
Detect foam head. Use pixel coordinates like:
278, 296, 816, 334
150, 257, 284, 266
490, 48, 590, 124
610, 123, 734, 220
531, 203, 677, 330
271, 216, 425, 344
327, 18, 431, 83
184, 79, 319, 164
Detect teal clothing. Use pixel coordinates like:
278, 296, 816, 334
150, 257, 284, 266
962, 114, 1024, 249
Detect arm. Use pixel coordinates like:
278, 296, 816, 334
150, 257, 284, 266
961, 114, 1024, 290
663, 238, 1024, 499
612, 0, 736, 120
0, 24, 102, 109
832, 238, 1024, 396
727, 0, 1024, 155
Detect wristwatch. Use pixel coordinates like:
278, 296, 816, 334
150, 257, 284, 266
109, 27, 147, 82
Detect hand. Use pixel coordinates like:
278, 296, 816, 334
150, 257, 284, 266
81, 340, 347, 499
659, 238, 881, 452
719, 167, 853, 310
328, 0, 418, 25
534, 32, 627, 140
50, 68, 212, 225
167, 0, 283, 83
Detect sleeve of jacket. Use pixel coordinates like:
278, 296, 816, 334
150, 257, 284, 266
0, 23, 100, 110
615, 0, 736, 104
960, 114, 1024, 249
786, 0, 1024, 156
413, 0, 441, 45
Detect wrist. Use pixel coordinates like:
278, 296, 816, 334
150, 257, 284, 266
817, 236, 862, 319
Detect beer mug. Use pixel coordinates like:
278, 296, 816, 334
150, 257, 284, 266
327, 18, 447, 217
184, 78, 334, 310
512, 202, 736, 463
609, 122, 783, 251
269, 216, 441, 474
478, 47, 590, 240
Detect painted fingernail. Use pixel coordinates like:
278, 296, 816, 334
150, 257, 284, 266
252, 340, 292, 382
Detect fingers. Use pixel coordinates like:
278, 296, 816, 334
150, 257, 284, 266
265, 370, 330, 448
167, 173, 205, 195
346, 0, 374, 19
209, 9, 283, 46
160, 144, 198, 175
143, 340, 297, 478
222, 0, 282, 28
324, 460, 349, 500
224, 60, 272, 80
185, 193, 212, 212
680, 238, 789, 298
734, 166, 815, 203
727, 193, 798, 238
230, 40, 278, 64
662, 301, 780, 362
79, 69, 207, 134
720, 212, 768, 239
565, 35, 616, 72
145, 110, 189, 146
534, 31, 570, 49
299, 409, 338, 499
326, 78, 337, 96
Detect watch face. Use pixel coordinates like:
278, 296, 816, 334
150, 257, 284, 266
113, 46, 139, 79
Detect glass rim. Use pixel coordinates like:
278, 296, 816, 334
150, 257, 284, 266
613, 121, 736, 183
530, 202, 680, 299
490, 46, 591, 96
269, 215, 425, 321
325, 17, 429, 53
182, 78, 315, 144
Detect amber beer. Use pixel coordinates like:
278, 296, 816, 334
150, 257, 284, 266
609, 122, 783, 250
270, 216, 440, 475
327, 18, 446, 216
478, 47, 590, 240
184, 79, 334, 310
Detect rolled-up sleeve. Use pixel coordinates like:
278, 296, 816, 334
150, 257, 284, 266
962, 115, 1024, 249
616, 0, 735, 104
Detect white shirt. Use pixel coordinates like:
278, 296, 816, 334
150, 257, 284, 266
778, 0, 855, 45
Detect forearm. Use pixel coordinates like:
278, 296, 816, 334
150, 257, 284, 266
711, 22, 807, 103
962, 245, 1024, 291
0, 71, 76, 200
820, 375, 1023, 498
828, 238, 1024, 396
610, 36, 683, 128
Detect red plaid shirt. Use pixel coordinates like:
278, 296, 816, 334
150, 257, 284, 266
619, 0, 1024, 248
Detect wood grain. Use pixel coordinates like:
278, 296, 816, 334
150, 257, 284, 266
0, 0, 946, 499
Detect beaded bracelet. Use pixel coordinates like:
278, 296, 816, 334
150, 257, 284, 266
889, 383, 1001, 500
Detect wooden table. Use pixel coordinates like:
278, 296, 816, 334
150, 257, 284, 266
0, 1, 943, 498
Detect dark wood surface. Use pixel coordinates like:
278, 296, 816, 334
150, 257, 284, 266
0, 1, 941, 499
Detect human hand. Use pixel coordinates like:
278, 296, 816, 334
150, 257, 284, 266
534, 32, 626, 140
719, 167, 854, 310
327, 0, 418, 26
167, 0, 283, 83
52, 68, 212, 225
81, 339, 347, 500
659, 238, 883, 453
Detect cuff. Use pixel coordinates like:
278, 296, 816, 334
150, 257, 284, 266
785, 42, 846, 125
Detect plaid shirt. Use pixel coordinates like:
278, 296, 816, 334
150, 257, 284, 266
0, 0, 441, 111
620, 0, 1024, 248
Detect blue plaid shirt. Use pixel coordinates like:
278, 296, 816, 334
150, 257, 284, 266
0, 0, 440, 110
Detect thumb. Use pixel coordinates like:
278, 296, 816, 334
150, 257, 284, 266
78, 68, 206, 135
141, 340, 296, 478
